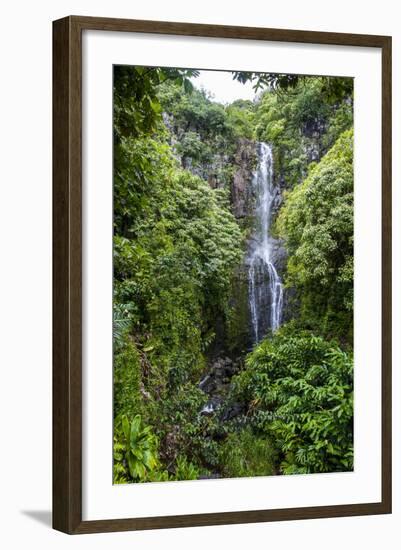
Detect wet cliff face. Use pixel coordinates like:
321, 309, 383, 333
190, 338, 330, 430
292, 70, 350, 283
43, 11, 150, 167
231, 137, 291, 223
225, 139, 257, 352
271, 115, 331, 195
231, 138, 287, 271
301, 117, 328, 162
231, 138, 258, 221
227, 139, 289, 349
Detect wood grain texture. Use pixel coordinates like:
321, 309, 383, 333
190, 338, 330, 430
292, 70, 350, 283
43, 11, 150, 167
74, 502, 389, 534
52, 15, 392, 534
52, 16, 82, 534
381, 36, 392, 514
69, 15, 389, 47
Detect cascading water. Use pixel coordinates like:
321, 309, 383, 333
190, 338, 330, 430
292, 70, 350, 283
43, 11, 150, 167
248, 142, 283, 343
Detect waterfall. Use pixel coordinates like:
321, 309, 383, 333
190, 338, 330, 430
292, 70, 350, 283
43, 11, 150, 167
248, 142, 283, 343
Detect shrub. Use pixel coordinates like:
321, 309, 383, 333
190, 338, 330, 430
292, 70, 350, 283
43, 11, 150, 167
219, 427, 276, 478
276, 130, 354, 342
232, 330, 353, 474
113, 414, 161, 483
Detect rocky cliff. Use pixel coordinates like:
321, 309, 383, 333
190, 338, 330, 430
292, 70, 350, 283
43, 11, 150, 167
230, 138, 257, 220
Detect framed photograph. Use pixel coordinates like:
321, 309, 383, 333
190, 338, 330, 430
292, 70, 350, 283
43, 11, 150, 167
53, 16, 392, 534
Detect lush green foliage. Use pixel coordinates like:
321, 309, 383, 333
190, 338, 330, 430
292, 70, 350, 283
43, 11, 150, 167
113, 336, 143, 420
232, 330, 353, 474
113, 68, 248, 481
276, 130, 354, 342
114, 65, 199, 139
113, 66, 354, 483
113, 415, 161, 483
114, 164, 243, 388
218, 427, 277, 478
255, 78, 353, 188
158, 83, 254, 187
233, 72, 353, 102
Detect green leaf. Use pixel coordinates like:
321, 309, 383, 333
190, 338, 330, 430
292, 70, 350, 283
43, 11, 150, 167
121, 415, 130, 441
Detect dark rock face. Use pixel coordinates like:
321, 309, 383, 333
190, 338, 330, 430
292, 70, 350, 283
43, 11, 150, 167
230, 139, 289, 348
226, 265, 253, 354
198, 355, 248, 425
199, 356, 242, 417
281, 285, 298, 325
220, 402, 246, 422
269, 238, 287, 274
231, 139, 257, 219
273, 117, 329, 190
182, 153, 231, 188
302, 118, 327, 162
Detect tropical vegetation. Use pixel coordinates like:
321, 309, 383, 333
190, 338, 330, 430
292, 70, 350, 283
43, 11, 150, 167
113, 66, 354, 482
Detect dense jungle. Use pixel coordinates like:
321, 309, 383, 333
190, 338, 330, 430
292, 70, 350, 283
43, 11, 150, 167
113, 66, 354, 483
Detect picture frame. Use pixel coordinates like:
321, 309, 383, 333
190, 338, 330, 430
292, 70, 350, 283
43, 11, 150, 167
53, 15, 392, 534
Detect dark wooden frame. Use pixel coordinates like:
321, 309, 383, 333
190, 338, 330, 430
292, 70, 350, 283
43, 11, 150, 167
53, 15, 392, 534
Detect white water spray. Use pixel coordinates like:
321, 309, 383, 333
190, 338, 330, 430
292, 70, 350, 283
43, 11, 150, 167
248, 143, 283, 343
